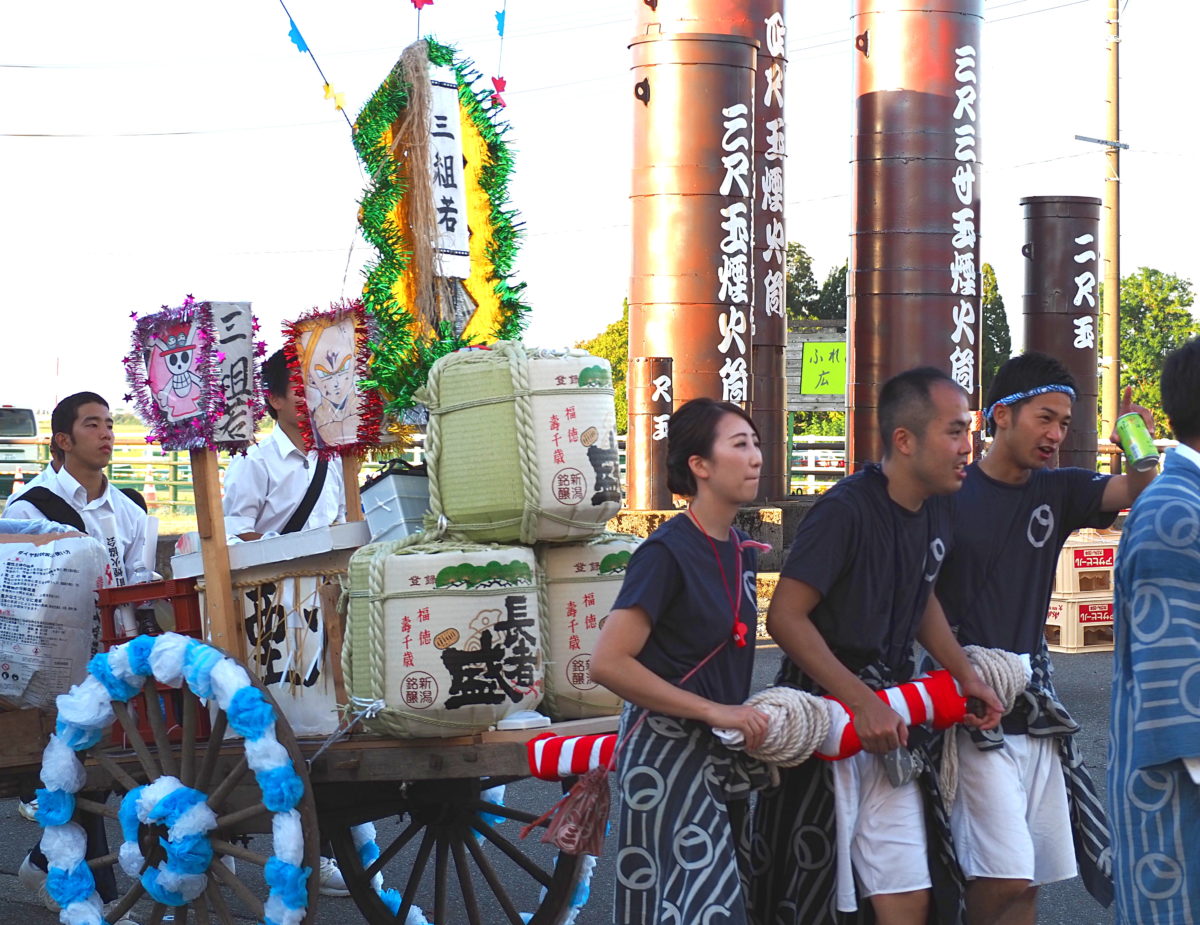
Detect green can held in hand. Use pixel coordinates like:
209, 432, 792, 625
1116, 412, 1159, 471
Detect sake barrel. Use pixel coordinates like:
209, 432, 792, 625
538, 534, 640, 720
421, 342, 622, 544
346, 539, 543, 738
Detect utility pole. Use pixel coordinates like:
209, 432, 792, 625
1100, 0, 1120, 448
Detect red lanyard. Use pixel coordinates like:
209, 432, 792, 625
687, 508, 749, 648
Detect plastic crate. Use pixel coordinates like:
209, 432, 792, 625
1054, 530, 1118, 595
1045, 593, 1114, 654
96, 578, 210, 748
361, 461, 431, 543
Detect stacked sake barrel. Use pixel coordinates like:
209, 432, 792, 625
344, 343, 637, 737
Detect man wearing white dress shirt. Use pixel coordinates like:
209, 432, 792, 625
222, 349, 345, 540
6, 391, 145, 922
221, 349, 350, 897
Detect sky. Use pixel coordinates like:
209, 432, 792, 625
2, 0, 1194, 413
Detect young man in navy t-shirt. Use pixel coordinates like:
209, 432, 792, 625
936, 351, 1157, 925
752, 367, 1004, 925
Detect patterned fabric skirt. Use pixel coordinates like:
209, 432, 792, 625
614, 706, 772, 925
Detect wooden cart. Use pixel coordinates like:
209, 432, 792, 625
2, 452, 619, 925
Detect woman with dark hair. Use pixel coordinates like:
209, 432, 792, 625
592, 397, 770, 925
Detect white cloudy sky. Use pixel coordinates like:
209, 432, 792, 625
2, 0, 1191, 411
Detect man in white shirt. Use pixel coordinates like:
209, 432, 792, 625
6, 392, 148, 584
223, 349, 345, 540
6, 391, 144, 922
222, 349, 349, 896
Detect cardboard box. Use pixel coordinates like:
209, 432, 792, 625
1045, 592, 1114, 653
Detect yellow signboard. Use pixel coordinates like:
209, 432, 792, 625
800, 342, 847, 395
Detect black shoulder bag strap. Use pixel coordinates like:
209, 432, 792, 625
280, 457, 329, 535
13, 487, 87, 533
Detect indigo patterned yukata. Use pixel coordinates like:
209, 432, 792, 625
1109, 447, 1200, 925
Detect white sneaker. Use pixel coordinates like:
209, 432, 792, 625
17, 853, 56, 911
17, 798, 38, 823
318, 856, 350, 897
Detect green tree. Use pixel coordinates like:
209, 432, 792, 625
1111, 267, 1199, 438
810, 261, 848, 321
980, 262, 1011, 396
576, 300, 629, 433
793, 411, 845, 436
786, 242, 819, 321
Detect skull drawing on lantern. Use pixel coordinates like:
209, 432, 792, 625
146, 320, 204, 422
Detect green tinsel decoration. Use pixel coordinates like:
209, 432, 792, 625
353, 38, 528, 413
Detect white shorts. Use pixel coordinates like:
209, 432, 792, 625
950, 727, 1077, 885
833, 750, 931, 911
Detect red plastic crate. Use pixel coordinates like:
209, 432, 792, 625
96, 578, 211, 748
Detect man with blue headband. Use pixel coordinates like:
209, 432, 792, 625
936, 351, 1157, 925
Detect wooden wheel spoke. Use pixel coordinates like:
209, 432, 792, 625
475, 818, 555, 888
146, 901, 170, 925
204, 878, 237, 925
469, 799, 541, 826
142, 677, 179, 779
208, 849, 265, 918
180, 688, 199, 786
214, 800, 269, 831
105, 880, 146, 924
205, 754, 248, 810
211, 837, 272, 870
451, 824, 484, 925
75, 796, 119, 819
366, 818, 422, 881
434, 828, 450, 924
196, 710, 228, 793
85, 852, 119, 869
397, 826, 437, 925
194, 889, 209, 925
112, 700, 162, 782
92, 748, 143, 793
464, 824, 526, 925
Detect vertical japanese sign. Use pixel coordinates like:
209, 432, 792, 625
1071, 232, 1098, 350
947, 44, 980, 397
430, 67, 470, 279
210, 302, 256, 446
651, 374, 671, 441
760, 11, 787, 327
717, 102, 752, 404
800, 342, 847, 395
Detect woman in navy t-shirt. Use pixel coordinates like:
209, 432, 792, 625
592, 398, 770, 925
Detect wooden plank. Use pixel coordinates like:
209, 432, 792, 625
479, 715, 620, 744
342, 456, 363, 522
318, 578, 348, 709
190, 449, 244, 662
0, 708, 54, 771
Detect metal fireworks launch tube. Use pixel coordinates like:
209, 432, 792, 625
628, 28, 757, 452
626, 356, 675, 510
848, 0, 984, 469
632, 1, 789, 500
1020, 195, 1102, 469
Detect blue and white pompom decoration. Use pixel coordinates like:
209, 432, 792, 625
37, 633, 312, 925
350, 822, 431, 924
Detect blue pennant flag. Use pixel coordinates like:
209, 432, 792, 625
288, 18, 309, 53
495, 9, 506, 37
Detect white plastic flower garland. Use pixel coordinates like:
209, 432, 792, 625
36, 633, 312, 925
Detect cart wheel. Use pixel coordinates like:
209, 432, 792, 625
322, 776, 587, 925
75, 667, 321, 925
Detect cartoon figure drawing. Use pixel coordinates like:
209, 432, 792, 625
295, 314, 360, 448
147, 320, 203, 422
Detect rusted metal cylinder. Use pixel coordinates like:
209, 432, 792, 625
629, 32, 756, 410
632, 2, 789, 499
847, 0, 984, 470
626, 356, 675, 509
1021, 195, 1102, 469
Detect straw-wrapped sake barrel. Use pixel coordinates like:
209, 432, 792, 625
538, 534, 640, 720
421, 342, 622, 545
346, 539, 543, 738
